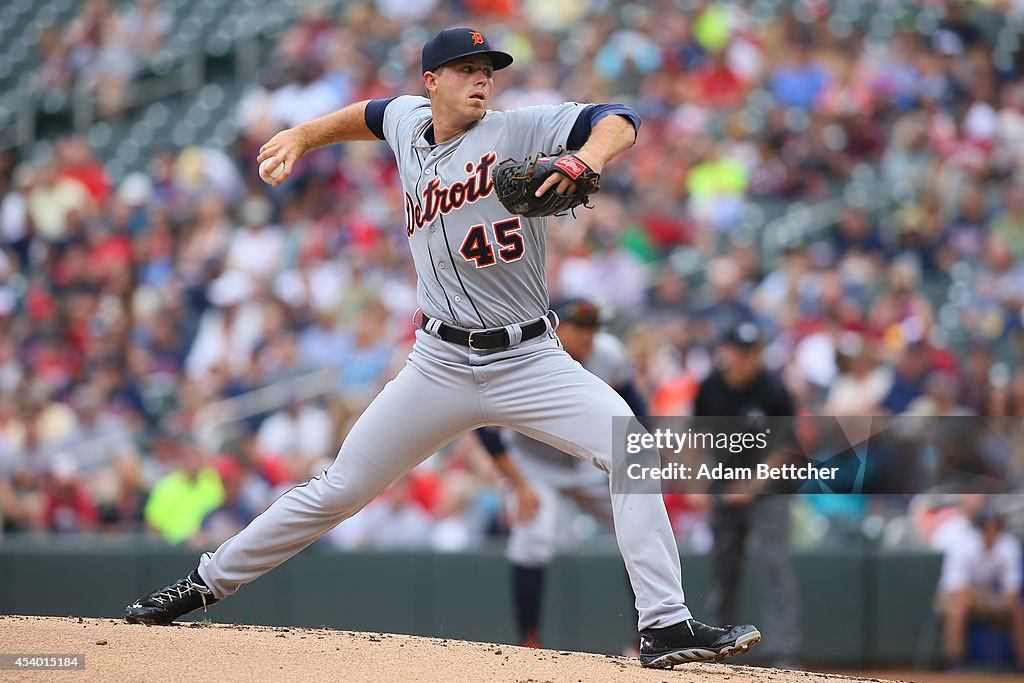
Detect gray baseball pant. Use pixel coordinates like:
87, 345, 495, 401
505, 460, 613, 567
199, 328, 692, 630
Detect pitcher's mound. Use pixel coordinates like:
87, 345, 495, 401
0, 616, 906, 682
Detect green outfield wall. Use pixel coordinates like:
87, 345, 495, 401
0, 539, 942, 667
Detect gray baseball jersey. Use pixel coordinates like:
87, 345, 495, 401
504, 331, 628, 566
197, 97, 694, 633
507, 331, 632, 482
383, 95, 583, 328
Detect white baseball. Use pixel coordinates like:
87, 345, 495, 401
259, 158, 285, 183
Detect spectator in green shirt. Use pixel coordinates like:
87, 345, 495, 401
992, 185, 1024, 263
144, 437, 224, 545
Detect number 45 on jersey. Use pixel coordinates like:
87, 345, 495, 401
459, 217, 525, 268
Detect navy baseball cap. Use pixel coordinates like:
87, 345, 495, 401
723, 320, 763, 348
422, 27, 513, 74
974, 505, 1005, 528
552, 298, 604, 327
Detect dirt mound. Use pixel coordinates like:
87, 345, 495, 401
0, 616, 906, 682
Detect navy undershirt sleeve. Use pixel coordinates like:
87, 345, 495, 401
566, 103, 641, 150
615, 381, 648, 418
475, 426, 506, 458
364, 97, 397, 141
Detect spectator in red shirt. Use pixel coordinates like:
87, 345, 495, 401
43, 453, 97, 533
688, 50, 747, 110
55, 136, 111, 206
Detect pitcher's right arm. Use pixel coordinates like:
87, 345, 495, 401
256, 100, 379, 187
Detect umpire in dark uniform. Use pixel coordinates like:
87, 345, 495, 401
693, 320, 800, 667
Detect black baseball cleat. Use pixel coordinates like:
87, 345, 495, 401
639, 618, 761, 668
124, 570, 219, 625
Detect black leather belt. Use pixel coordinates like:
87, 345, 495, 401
420, 313, 549, 351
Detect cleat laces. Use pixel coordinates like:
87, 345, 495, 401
151, 577, 214, 611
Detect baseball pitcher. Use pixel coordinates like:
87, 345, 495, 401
125, 27, 760, 668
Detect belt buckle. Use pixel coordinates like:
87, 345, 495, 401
467, 331, 488, 351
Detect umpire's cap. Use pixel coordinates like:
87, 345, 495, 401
723, 320, 763, 348
552, 298, 604, 327
422, 27, 514, 74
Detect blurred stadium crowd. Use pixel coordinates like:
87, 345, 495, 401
0, 0, 1023, 552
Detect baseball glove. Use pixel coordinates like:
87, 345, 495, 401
493, 152, 601, 218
